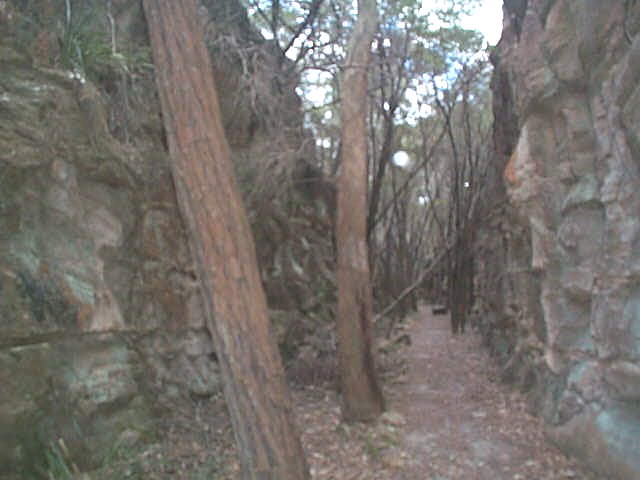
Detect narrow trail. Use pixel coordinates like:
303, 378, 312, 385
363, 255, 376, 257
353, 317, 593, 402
396, 305, 596, 480
130, 305, 600, 479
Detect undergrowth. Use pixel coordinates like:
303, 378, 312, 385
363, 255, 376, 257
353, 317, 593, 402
10, 0, 151, 82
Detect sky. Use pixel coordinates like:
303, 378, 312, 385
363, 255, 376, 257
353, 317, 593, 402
462, 0, 504, 46
302, 0, 504, 145
264, 0, 504, 51
392, 1, 503, 167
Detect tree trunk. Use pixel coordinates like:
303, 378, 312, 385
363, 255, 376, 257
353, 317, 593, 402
142, 1, 309, 478
367, 112, 394, 240
336, 0, 385, 422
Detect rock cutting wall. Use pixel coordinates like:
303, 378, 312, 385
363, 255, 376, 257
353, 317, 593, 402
476, 1, 640, 478
0, 27, 210, 479
0, 0, 330, 476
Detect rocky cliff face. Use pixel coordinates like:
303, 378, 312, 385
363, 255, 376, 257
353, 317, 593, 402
0, 23, 209, 480
476, 1, 640, 478
0, 0, 330, 476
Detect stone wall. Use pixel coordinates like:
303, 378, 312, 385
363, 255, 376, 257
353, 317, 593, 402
476, 1, 640, 478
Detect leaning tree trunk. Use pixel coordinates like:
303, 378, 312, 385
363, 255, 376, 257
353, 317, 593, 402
142, 1, 309, 478
336, 0, 385, 422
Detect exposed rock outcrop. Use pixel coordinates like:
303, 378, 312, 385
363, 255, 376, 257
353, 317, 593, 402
0, 0, 331, 476
476, 1, 640, 478
0, 24, 208, 479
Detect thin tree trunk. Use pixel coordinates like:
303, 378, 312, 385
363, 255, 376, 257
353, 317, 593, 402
367, 113, 394, 240
336, 0, 385, 422
142, 1, 309, 478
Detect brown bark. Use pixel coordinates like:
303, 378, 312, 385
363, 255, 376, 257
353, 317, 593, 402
142, 1, 309, 478
336, 0, 385, 422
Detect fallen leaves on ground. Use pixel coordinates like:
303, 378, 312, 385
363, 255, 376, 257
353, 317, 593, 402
93, 306, 598, 480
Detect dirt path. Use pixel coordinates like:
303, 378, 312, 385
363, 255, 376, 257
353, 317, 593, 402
99, 305, 599, 479
397, 305, 596, 480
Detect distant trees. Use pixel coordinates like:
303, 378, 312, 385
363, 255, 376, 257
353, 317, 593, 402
142, 1, 309, 478
336, 0, 385, 422
145, 0, 493, 464
361, 0, 489, 330
242, 0, 493, 337
425, 62, 492, 334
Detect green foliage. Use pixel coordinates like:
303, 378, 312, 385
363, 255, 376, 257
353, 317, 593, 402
362, 426, 400, 461
31, 438, 77, 480
56, 4, 111, 77
241, 2, 494, 315
10, 0, 151, 81
32, 431, 149, 479
364, 432, 383, 460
